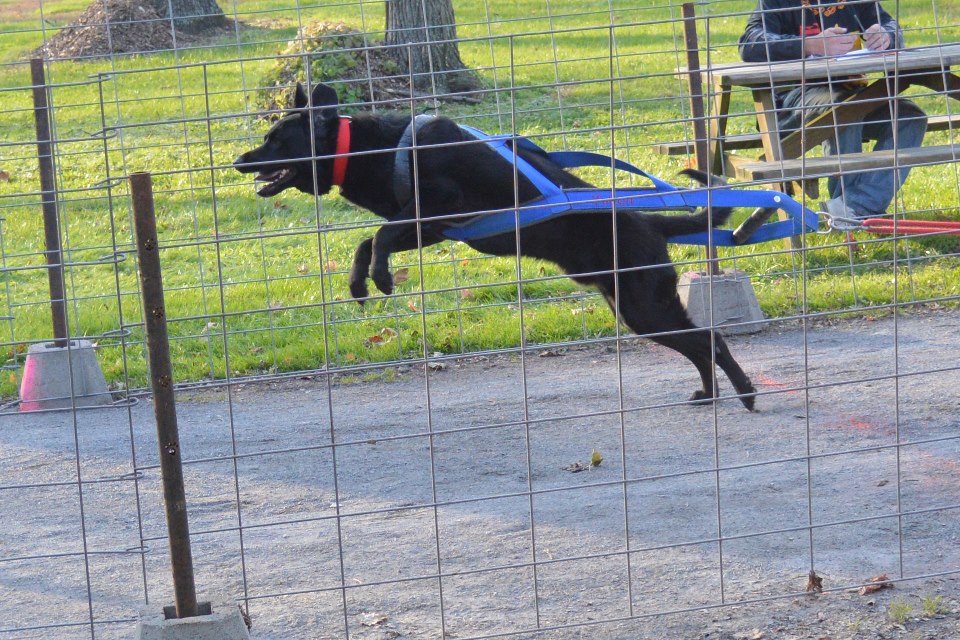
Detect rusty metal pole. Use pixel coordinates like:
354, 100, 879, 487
130, 172, 200, 619
681, 4, 721, 276
30, 58, 69, 347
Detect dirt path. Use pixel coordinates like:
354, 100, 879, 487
2, 310, 959, 639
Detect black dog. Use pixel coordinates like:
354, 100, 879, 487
235, 83, 756, 410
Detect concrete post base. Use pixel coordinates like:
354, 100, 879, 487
677, 268, 766, 335
137, 600, 250, 640
19, 339, 112, 411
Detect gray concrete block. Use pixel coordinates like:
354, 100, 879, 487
137, 599, 250, 640
19, 339, 112, 411
677, 268, 766, 335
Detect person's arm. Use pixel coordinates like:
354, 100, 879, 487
739, 2, 804, 62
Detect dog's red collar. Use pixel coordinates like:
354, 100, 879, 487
331, 116, 351, 187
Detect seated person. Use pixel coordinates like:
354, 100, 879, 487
739, 0, 927, 219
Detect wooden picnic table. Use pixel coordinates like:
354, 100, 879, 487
698, 42, 960, 183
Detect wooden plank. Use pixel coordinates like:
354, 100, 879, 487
735, 143, 960, 182
654, 133, 771, 155
655, 114, 960, 156
704, 43, 960, 88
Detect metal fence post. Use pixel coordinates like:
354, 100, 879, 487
30, 58, 68, 347
680, 4, 722, 277
130, 171, 200, 619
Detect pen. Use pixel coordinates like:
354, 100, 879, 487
853, 14, 871, 50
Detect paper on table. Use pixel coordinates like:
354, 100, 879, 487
840, 47, 878, 57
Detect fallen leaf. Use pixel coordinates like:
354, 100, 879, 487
407, 300, 419, 312
563, 462, 590, 473
460, 259, 470, 267
0, 170, 10, 182
360, 613, 388, 627
324, 259, 338, 272
876, 479, 889, 487
392, 267, 410, 285
858, 574, 893, 595
806, 570, 823, 593
590, 449, 603, 467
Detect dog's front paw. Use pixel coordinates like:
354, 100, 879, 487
372, 270, 394, 296
349, 278, 370, 305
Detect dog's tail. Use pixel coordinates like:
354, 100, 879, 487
643, 168, 733, 237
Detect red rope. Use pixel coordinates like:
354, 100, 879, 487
862, 218, 960, 236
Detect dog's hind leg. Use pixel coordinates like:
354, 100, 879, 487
596, 271, 756, 410
651, 327, 756, 411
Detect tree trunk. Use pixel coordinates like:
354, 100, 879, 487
147, 0, 227, 34
385, 0, 480, 93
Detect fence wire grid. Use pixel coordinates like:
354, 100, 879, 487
1, 0, 960, 638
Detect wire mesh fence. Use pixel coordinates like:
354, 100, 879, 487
1, 0, 960, 638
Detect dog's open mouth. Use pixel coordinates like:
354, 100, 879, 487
255, 167, 296, 197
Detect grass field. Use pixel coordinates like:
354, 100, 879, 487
1, 0, 960, 399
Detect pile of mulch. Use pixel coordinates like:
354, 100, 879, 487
255, 20, 480, 117
254, 21, 416, 116
35, 0, 234, 60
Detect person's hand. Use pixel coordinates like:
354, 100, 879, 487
804, 26, 857, 57
863, 24, 892, 51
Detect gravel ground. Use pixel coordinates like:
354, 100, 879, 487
2, 310, 959, 639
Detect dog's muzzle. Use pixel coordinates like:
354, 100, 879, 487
234, 155, 297, 197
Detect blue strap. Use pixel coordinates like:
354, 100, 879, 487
438, 125, 820, 246
443, 184, 819, 245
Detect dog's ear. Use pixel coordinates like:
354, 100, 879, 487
311, 83, 339, 110
309, 83, 340, 124
292, 83, 339, 120
293, 83, 309, 110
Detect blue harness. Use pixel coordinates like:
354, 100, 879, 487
393, 120, 820, 246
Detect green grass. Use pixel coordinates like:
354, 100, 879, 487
888, 599, 914, 625
2, 0, 960, 398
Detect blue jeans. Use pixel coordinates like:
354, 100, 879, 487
780, 84, 928, 216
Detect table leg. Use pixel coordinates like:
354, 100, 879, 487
753, 88, 802, 250
710, 80, 731, 177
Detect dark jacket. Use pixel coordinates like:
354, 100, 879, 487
739, 0, 903, 63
